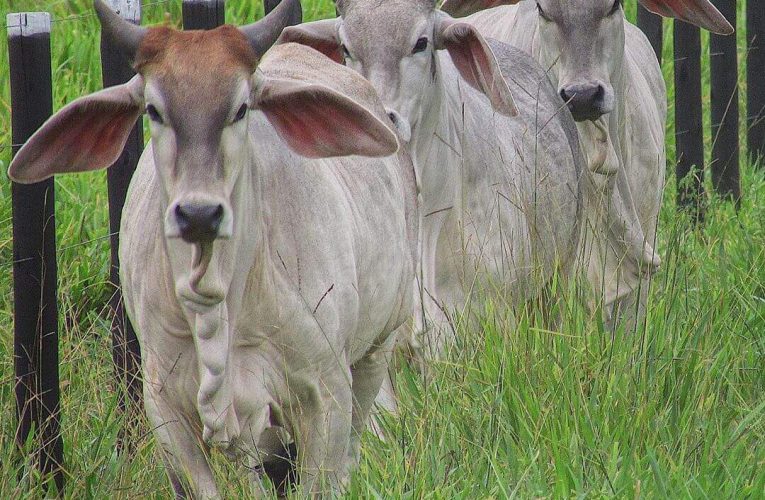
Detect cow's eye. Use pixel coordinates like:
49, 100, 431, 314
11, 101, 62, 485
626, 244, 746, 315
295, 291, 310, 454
233, 104, 247, 123
146, 104, 163, 124
536, 2, 550, 21
341, 44, 352, 59
412, 37, 428, 54
608, 0, 621, 16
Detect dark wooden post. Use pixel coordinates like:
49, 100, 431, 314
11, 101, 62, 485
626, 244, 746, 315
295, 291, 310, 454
182, 0, 225, 30
709, 0, 740, 202
748, 0, 765, 164
636, 4, 663, 64
101, 0, 144, 434
8, 12, 64, 492
264, 0, 280, 15
674, 21, 705, 223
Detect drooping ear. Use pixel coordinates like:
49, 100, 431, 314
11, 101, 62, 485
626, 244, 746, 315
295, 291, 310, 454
276, 19, 343, 64
639, 0, 733, 35
440, 0, 520, 18
252, 72, 398, 158
435, 15, 517, 116
9, 76, 144, 184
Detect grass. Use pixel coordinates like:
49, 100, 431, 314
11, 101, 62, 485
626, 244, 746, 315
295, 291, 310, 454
0, 0, 764, 497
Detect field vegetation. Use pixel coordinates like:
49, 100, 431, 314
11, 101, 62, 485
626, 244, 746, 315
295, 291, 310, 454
0, 0, 763, 497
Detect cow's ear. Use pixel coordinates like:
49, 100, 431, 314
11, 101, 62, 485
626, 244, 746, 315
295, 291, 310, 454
440, 0, 520, 18
276, 19, 343, 63
252, 73, 398, 158
638, 0, 733, 35
435, 16, 517, 116
9, 76, 144, 184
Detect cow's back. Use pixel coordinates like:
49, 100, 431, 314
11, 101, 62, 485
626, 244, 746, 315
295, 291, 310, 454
432, 44, 581, 304
489, 39, 583, 278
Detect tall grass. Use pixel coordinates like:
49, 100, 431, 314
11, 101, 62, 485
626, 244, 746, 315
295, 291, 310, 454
0, 0, 763, 497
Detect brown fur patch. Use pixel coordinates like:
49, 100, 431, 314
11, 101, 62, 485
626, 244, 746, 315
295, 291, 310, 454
135, 25, 259, 75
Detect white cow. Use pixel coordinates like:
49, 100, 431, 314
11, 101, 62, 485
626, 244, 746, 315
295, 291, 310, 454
279, 0, 584, 356
9, 0, 418, 496
441, 0, 734, 330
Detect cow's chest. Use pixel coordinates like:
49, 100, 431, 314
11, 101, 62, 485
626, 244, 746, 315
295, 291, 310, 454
156, 301, 335, 455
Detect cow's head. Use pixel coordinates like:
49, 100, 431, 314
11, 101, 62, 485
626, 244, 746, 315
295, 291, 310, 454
9, 0, 398, 308
279, 0, 516, 141
441, 0, 732, 122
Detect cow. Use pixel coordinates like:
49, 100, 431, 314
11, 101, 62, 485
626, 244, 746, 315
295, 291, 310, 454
278, 0, 585, 357
8, 0, 419, 496
440, 0, 734, 331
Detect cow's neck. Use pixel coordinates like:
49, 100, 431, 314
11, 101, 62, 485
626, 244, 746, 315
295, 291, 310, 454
409, 52, 465, 216
162, 145, 269, 450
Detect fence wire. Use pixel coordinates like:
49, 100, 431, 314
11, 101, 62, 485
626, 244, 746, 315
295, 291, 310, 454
3, 231, 119, 268
3, 0, 174, 30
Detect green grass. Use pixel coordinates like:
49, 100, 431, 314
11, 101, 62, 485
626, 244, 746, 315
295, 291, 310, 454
0, 0, 764, 497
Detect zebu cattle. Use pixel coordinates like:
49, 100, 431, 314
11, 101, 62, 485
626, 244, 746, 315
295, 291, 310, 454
442, 0, 733, 330
8, 0, 419, 495
279, 0, 584, 356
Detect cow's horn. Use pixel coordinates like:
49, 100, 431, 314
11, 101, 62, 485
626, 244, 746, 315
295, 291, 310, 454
94, 0, 148, 64
241, 0, 303, 57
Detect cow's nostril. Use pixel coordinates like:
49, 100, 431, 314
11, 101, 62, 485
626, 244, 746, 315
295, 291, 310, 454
594, 85, 605, 103
212, 204, 224, 221
559, 88, 570, 102
175, 204, 188, 224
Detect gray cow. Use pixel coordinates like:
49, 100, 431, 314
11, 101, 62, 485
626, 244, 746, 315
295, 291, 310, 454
442, 0, 734, 330
280, 0, 585, 356
9, 0, 419, 496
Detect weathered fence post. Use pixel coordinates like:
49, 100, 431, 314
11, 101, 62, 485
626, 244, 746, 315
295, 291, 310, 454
101, 0, 144, 437
8, 12, 64, 492
749, 0, 765, 164
674, 21, 705, 223
709, 0, 740, 202
182, 0, 225, 30
636, 4, 663, 64
264, 0, 280, 15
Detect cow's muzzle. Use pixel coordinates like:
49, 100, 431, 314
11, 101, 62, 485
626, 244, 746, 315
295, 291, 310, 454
559, 82, 613, 122
175, 203, 224, 243
166, 196, 233, 243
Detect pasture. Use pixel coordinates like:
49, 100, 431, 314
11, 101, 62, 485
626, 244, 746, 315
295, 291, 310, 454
1, 0, 764, 497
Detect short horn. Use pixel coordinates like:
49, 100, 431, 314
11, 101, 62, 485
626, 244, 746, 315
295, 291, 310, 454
94, 0, 147, 63
242, 0, 303, 56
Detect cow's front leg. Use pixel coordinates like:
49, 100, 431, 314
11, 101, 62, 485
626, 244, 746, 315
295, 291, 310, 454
289, 366, 353, 496
348, 335, 396, 470
144, 375, 219, 499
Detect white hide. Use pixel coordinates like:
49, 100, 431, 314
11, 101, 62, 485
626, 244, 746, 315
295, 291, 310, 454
463, 3, 665, 329
116, 44, 417, 496
291, 9, 584, 356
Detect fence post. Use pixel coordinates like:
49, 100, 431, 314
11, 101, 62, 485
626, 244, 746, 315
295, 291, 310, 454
182, 0, 225, 30
749, 0, 765, 165
674, 21, 705, 224
8, 12, 64, 492
264, 0, 280, 14
101, 0, 144, 440
636, 4, 663, 64
709, 0, 740, 202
